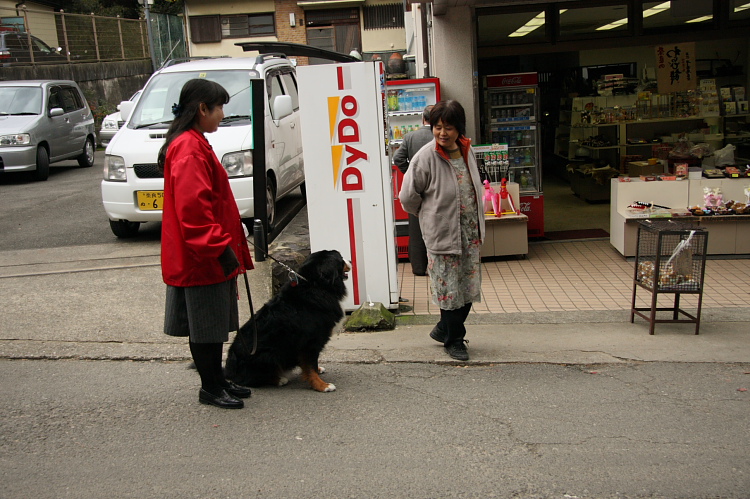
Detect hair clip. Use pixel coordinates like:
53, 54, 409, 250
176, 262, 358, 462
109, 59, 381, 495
171, 103, 182, 117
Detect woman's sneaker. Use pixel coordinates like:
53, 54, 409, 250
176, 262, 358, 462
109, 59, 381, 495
429, 325, 447, 343
445, 340, 469, 361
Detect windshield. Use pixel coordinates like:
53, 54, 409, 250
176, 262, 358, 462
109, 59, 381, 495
0, 87, 42, 115
128, 70, 253, 129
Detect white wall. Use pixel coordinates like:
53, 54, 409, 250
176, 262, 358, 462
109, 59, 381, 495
431, 6, 479, 143
185, 0, 277, 58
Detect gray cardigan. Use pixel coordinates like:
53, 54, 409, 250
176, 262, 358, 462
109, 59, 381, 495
398, 138, 485, 255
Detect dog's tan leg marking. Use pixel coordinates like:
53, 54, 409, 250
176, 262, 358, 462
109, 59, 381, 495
300, 361, 335, 392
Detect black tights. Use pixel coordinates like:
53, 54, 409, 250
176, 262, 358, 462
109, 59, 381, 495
438, 303, 473, 345
189, 341, 227, 395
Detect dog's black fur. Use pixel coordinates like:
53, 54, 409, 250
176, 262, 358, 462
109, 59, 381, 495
224, 250, 349, 392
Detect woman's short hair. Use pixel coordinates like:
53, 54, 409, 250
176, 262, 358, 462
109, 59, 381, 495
428, 100, 466, 138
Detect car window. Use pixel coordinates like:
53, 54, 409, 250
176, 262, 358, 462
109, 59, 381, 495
128, 70, 253, 128
266, 72, 284, 120
0, 86, 42, 115
48, 86, 62, 110
59, 87, 80, 113
280, 71, 299, 111
4, 33, 27, 53
29, 36, 55, 55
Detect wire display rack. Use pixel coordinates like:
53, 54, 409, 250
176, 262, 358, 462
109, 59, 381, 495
630, 220, 708, 335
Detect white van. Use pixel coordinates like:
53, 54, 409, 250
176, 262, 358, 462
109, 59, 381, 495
101, 55, 304, 237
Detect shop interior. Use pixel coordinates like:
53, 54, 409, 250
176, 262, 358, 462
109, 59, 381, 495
475, 2, 750, 238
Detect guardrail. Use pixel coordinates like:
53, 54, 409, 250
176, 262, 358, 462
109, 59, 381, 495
1, 5, 149, 65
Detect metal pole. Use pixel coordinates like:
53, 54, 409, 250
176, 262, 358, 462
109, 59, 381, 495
251, 78, 268, 256
142, 0, 157, 70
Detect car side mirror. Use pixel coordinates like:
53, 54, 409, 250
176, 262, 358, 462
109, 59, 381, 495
49, 108, 64, 117
119, 101, 135, 122
272, 95, 293, 122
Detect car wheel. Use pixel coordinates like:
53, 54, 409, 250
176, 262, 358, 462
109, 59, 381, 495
77, 137, 95, 168
109, 219, 140, 238
266, 176, 277, 232
33, 146, 50, 181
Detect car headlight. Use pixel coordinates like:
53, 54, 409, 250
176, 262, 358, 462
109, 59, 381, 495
104, 154, 127, 181
0, 133, 31, 146
221, 151, 253, 178
102, 119, 118, 130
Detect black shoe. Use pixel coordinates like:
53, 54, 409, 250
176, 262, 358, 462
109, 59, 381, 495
224, 381, 252, 399
413, 271, 427, 276
199, 388, 244, 409
429, 325, 447, 343
445, 340, 469, 361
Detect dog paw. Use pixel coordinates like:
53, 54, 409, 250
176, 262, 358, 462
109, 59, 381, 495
324, 383, 336, 392
278, 377, 289, 386
318, 366, 326, 374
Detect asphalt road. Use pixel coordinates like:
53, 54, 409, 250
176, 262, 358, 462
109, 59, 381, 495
1, 359, 748, 499
0, 153, 305, 251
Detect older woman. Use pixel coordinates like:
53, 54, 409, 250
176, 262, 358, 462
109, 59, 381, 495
398, 100, 485, 361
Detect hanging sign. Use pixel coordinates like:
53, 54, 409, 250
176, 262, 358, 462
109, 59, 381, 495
655, 42, 697, 93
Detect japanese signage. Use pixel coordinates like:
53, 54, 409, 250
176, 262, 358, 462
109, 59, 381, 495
655, 42, 697, 93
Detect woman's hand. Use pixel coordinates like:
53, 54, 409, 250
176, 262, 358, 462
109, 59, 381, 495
218, 245, 239, 276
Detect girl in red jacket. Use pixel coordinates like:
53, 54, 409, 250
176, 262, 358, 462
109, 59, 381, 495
158, 79, 253, 409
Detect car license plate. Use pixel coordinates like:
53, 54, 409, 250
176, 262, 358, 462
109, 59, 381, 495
137, 190, 164, 211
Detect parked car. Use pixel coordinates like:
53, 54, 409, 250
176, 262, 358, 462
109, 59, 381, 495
98, 90, 141, 147
0, 80, 96, 181
0, 28, 65, 65
101, 55, 304, 238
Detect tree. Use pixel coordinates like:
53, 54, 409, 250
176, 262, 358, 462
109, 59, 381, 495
58, 0, 183, 19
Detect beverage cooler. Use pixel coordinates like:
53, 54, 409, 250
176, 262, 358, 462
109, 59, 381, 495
386, 77, 441, 257
484, 72, 544, 237
297, 61, 399, 311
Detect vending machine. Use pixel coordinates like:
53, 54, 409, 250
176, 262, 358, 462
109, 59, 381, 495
386, 77, 440, 257
484, 72, 544, 237
297, 61, 400, 311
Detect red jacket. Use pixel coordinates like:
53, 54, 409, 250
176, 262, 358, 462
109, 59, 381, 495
161, 128, 253, 287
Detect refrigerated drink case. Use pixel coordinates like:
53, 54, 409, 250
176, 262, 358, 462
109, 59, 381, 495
387, 77, 441, 257
484, 72, 544, 237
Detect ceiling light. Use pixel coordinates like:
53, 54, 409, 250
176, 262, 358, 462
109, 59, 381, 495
509, 11, 545, 37
686, 15, 712, 23
508, 9, 567, 37
597, 1, 671, 31
734, 2, 750, 11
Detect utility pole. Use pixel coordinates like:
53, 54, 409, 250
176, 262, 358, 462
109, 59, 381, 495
140, 0, 157, 70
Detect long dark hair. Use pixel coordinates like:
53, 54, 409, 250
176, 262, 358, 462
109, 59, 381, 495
157, 78, 230, 172
429, 100, 466, 139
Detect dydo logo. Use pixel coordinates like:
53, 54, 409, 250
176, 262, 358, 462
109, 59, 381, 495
327, 65, 369, 192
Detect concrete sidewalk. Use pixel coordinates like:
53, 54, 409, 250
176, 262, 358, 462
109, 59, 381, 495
1, 219, 749, 365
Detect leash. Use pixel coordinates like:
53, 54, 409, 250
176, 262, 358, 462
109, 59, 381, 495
237, 242, 307, 357
246, 240, 308, 287
240, 271, 258, 356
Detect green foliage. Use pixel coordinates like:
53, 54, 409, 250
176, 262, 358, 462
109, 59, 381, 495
58, 0, 183, 19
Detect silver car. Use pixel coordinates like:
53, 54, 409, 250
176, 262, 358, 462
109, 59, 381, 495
0, 80, 96, 181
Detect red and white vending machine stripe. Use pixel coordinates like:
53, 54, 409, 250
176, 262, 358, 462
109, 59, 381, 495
298, 61, 399, 311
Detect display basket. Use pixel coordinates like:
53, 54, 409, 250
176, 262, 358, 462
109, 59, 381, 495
630, 220, 708, 334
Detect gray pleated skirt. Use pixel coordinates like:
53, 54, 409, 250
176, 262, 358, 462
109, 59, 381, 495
163, 279, 239, 343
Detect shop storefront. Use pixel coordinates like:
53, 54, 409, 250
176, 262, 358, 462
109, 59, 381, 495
420, 0, 750, 237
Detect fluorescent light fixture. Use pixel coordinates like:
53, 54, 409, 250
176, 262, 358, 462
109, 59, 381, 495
597, 1, 670, 31
509, 11, 545, 37
689, 1, 750, 22
509, 9, 567, 38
